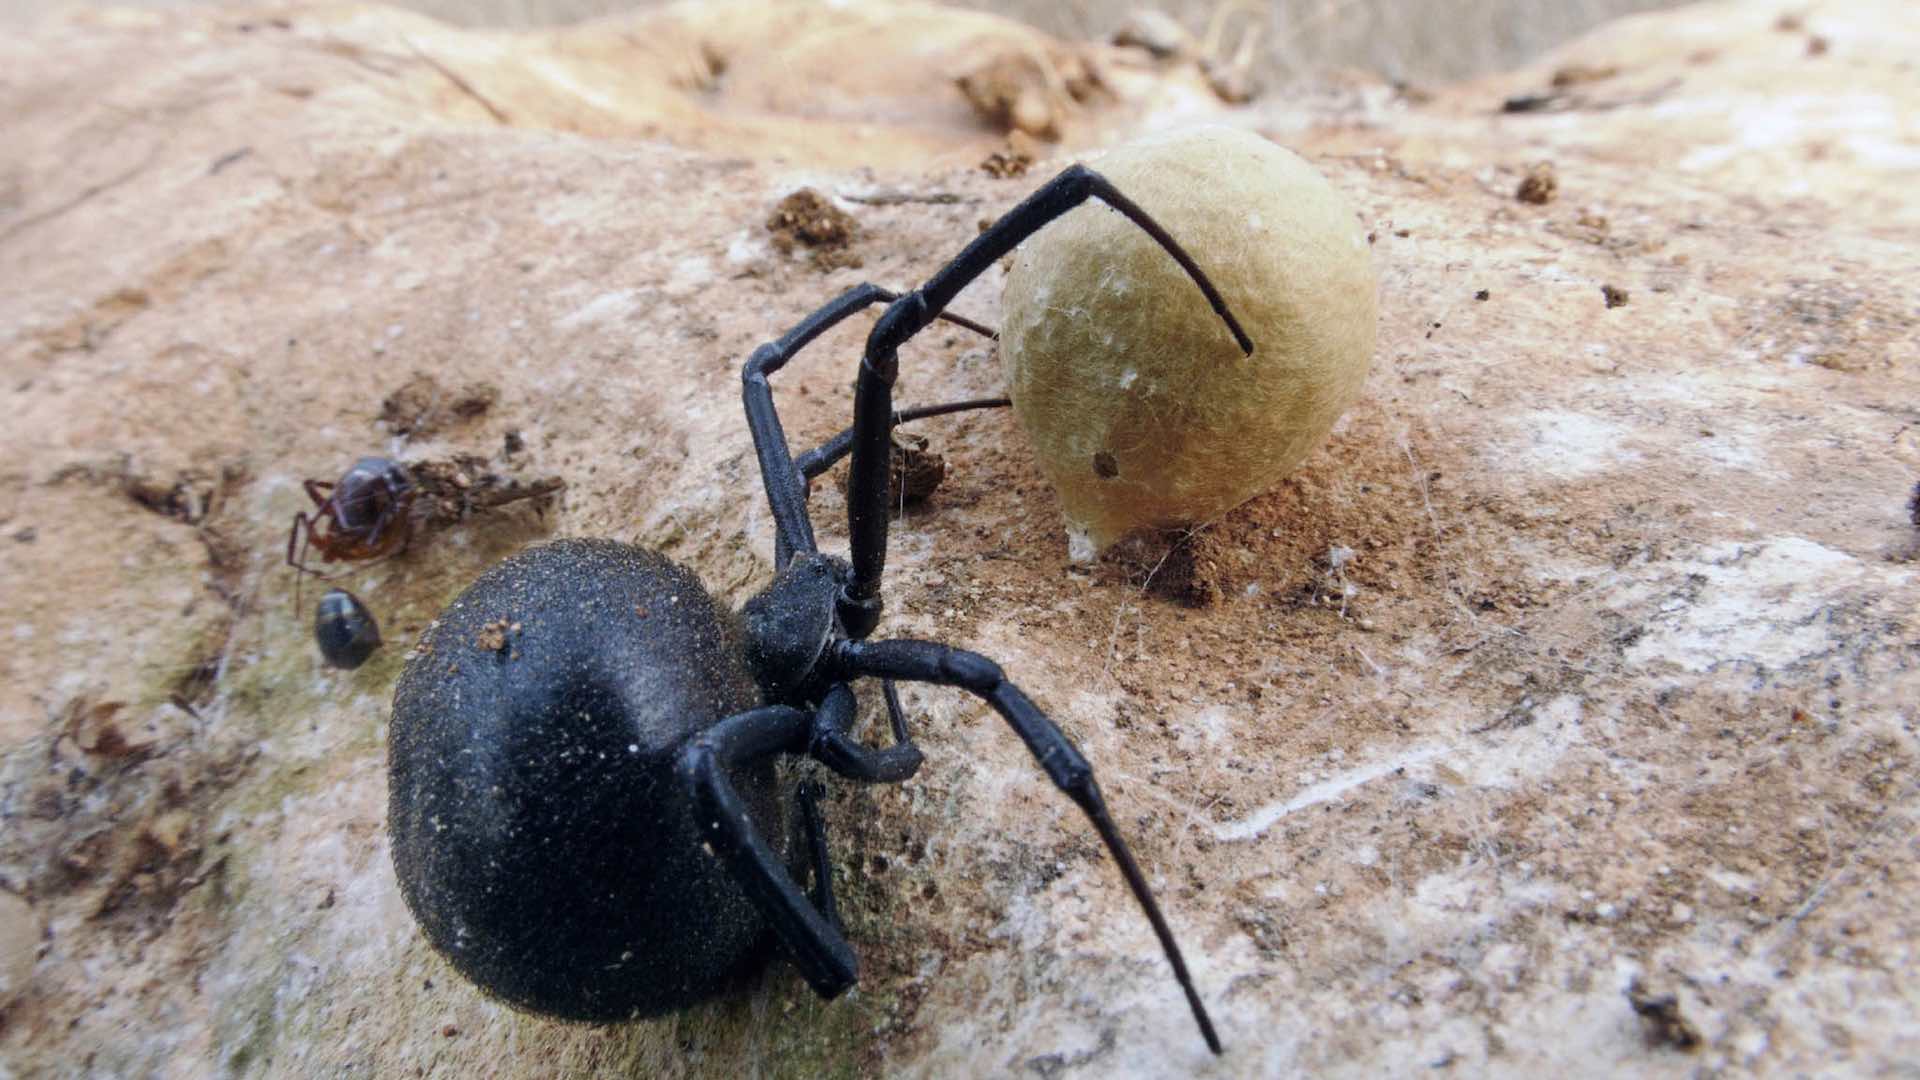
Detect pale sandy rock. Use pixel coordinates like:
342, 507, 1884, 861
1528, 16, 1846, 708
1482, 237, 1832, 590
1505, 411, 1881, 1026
0, 890, 40, 1009
0, 1, 1915, 1077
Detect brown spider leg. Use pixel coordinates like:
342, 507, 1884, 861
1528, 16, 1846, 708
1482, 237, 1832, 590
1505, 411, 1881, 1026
303, 478, 335, 508
287, 510, 324, 613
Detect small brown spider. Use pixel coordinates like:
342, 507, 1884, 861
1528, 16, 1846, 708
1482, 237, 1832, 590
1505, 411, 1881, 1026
286, 456, 416, 594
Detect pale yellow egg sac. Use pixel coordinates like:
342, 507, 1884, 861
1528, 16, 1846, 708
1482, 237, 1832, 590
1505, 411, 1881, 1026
1000, 126, 1378, 558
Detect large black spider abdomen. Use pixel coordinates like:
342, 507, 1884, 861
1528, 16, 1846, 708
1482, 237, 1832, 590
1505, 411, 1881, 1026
389, 539, 780, 1020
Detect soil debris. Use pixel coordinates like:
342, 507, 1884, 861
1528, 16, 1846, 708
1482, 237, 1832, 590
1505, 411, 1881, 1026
1502, 92, 1562, 113
1515, 162, 1559, 204
379, 372, 500, 438
122, 473, 214, 523
837, 430, 947, 507
112, 461, 248, 527
0, 891, 40, 1009
59, 699, 154, 763
10, 692, 248, 950
1626, 979, 1703, 1052
1100, 526, 1228, 608
1603, 284, 1630, 308
980, 147, 1033, 179
473, 618, 512, 653
766, 189, 862, 271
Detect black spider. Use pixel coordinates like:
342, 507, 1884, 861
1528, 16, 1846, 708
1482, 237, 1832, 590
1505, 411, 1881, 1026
387, 164, 1252, 1053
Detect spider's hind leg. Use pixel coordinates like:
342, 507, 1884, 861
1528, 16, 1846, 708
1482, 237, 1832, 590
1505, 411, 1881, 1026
795, 780, 840, 930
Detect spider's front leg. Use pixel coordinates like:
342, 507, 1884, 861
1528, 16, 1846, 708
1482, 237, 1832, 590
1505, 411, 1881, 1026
744, 286, 1004, 570
679, 704, 859, 997
743, 283, 904, 569
838, 164, 1254, 640
679, 685, 930, 1000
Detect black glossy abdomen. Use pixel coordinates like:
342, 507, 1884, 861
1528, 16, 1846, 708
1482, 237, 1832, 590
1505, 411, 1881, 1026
389, 539, 775, 1020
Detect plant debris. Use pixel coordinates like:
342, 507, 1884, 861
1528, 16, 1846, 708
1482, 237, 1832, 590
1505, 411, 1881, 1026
1552, 63, 1621, 87
408, 454, 565, 529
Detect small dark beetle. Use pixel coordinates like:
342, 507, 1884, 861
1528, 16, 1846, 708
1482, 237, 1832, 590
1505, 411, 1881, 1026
389, 164, 1253, 1052
314, 588, 382, 669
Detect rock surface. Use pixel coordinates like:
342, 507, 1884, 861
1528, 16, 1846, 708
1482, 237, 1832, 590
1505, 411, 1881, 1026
1, 0, 1915, 1076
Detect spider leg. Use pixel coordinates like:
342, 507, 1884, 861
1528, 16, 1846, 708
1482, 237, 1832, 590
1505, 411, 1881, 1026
302, 478, 335, 508
356, 487, 418, 562
286, 512, 311, 572
829, 637, 1223, 1055
795, 780, 840, 930
840, 164, 1254, 638
287, 511, 321, 614
882, 679, 915, 750
793, 396, 1011, 484
807, 682, 923, 783
745, 285, 1003, 570
677, 704, 859, 998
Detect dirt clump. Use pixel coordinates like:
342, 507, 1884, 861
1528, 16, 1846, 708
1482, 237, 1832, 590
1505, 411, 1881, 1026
767, 189, 862, 271
1515, 161, 1559, 204
835, 430, 948, 508
980, 146, 1033, 178
1627, 979, 1703, 1051
379, 372, 500, 438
